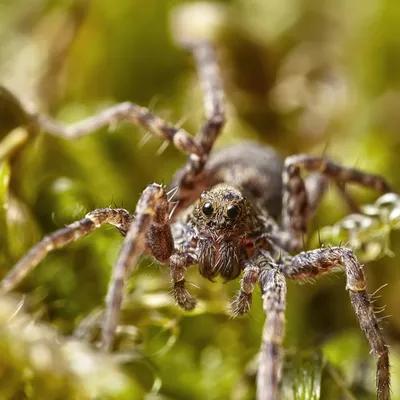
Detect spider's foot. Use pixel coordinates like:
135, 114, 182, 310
231, 291, 252, 317
173, 280, 197, 311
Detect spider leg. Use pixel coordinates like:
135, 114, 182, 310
231, 261, 260, 316
35, 103, 201, 156
334, 180, 363, 213
101, 183, 172, 351
0, 84, 202, 157
304, 173, 329, 217
282, 154, 392, 251
282, 246, 390, 400
192, 42, 225, 161
257, 269, 287, 400
0, 208, 133, 293
171, 41, 226, 213
305, 173, 370, 217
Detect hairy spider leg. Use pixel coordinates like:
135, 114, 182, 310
282, 154, 392, 251
9, 41, 225, 216
104, 182, 201, 349
171, 42, 226, 214
280, 246, 390, 400
257, 269, 287, 400
191, 42, 226, 169
0, 208, 133, 294
304, 174, 369, 216
0, 40, 224, 351
34, 102, 200, 155
0, 45, 216, 158
301, 174, 360, 220
102, 184, 173, 351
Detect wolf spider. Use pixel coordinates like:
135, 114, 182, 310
0, 41, 393, 400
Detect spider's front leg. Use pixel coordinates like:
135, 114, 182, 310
0, 207, 133, 293
102, 183, 174, 351
0, 184, 172, 352
104, 184, 199, 349
282, 247, 390, 400
257, 269, 287, 400
230, 255, 286, 400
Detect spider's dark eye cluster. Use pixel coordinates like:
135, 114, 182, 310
202, 202, 214, 216
227, 204, 239, 220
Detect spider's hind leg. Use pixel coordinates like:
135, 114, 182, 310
282, 154, 392, 251
170, 42, 226, 214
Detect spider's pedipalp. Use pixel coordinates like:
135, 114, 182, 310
0, 208, 133, 294
282, 246, 390, 399
170, 251, 197, 310
231, 261, 260, 316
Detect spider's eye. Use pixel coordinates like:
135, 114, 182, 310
202, 202, 214, 216
227, 204, 239, 220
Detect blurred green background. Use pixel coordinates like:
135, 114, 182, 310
1, 0, 400, 399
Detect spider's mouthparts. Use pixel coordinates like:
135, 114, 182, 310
198, 239, 240, 281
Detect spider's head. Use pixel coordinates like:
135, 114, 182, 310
193, 184, 254, 237
192, 184, 257, 281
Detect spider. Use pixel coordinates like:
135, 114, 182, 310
0, 41, 393, 400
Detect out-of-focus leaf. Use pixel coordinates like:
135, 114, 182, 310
0, 295, 143, 400
232, 349, 358, 400
281, 350, 358, 400
0, 86, 31, 137
0, 127, 29, 162
312, 193, 400, 262
6, 190, 42, 263
0, 161, 10, 266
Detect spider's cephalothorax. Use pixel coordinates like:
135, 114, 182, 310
188, 184, 258, 281
0, 40, 394, 400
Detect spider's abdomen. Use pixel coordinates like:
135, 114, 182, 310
170, 142, 283, 219
206, 142, 283, 218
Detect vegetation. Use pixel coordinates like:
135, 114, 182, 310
0, 0, 400, 398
